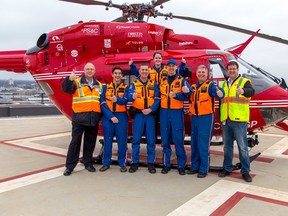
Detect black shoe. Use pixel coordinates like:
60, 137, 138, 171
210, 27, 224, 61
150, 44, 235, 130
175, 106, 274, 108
85, 165, 96, 172
197, 172, 207, 178
63, 168, 73, 176
148, 163, 156, 174
161, 166, 171, 174
120, 166, 127, 173
187, 170, 198, 175
129, 164, 139, 173
242, 173, 252, 182
178, 168, 186, 175
218, 170, 232, 177
99, 166, 110, 172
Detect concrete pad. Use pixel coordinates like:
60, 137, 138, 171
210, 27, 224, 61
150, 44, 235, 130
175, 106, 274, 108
0, 116, 287, 215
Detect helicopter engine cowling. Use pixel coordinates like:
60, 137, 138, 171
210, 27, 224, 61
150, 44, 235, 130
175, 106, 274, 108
27, 33, 49, 55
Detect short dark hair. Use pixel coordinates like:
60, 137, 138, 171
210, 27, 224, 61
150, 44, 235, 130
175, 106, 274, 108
112, 66, 123, 74
153, 51, 162, 58
139, 63, 149, 68
226, 61, 239, 69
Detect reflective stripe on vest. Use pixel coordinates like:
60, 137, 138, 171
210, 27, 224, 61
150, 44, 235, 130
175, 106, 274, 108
149, 66, 168, 84
160, 76, 184, 109
132, 80, 155, 110
105, 82, 127, 112
220, 77, 251, 122
189, 80, 214, 115
72, 78, 102, 113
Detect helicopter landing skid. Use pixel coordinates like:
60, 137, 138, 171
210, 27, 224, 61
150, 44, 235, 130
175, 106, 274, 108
89, 139, 261, 171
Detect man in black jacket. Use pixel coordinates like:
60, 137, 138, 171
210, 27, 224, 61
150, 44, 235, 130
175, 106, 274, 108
62, 62, 102, 176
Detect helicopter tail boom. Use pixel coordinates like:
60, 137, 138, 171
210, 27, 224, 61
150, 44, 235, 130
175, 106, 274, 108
0, 50, 27, 73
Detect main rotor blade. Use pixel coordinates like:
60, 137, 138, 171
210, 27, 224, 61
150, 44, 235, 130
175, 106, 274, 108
153, 0, 170, 7
171, 14, 288, 45
59, 0, 122, 9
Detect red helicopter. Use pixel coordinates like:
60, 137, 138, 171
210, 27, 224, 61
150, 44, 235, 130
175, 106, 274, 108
0, 0, 288, 149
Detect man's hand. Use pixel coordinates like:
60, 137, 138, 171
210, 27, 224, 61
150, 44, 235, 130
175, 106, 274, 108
236, 87, 244, 95
111, 95, 117, 103
132, 92, 138, 100
182, 82, 190, 93
142, 108, 152, 115
169, 91, 176, 98
69, 71, 77, 81
216, 87, 223, 97
129, 59, 133, 66
111, 117, 119, 123
181, 57, 186, 64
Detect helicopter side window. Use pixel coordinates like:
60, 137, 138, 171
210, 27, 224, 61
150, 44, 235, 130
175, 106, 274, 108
209, 58, 227, 85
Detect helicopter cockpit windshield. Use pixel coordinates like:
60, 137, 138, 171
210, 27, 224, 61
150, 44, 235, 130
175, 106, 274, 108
209, 56, 279, 94
228, 56, 280, 94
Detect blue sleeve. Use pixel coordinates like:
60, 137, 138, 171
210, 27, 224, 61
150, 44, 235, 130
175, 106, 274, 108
208, 82, 224, 99
127, 83, 136, 102
100, 85, 114, 119
178, 62, 187, 77
116, 86, 129, 105
175, 79, 193, 101
149, 82, 160, 112
130, 63, 139, 77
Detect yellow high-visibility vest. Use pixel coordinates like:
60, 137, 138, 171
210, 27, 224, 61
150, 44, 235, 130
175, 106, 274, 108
220, 77, 251, 122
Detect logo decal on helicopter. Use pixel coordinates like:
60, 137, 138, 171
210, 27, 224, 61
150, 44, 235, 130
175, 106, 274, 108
104, 39, 111, 48
82, 24, 100, 35
148, 31, 162, 36
71, 50, 78, 57
116, 25, 140, 29
56, 44, 63, 51
128, 32, 143, 38
52, 36, 61, 41
126, 41, 144, 45
179, 41, 193, 46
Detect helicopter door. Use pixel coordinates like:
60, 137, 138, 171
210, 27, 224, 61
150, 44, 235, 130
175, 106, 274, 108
209, 57, 227, 85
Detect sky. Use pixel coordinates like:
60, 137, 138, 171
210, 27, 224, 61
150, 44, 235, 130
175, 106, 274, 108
0, 0, 287, 81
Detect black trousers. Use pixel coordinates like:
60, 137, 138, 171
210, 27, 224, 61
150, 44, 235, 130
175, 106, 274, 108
66, 122, 99, 170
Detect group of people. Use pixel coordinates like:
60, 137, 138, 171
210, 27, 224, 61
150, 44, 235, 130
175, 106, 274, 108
62, 51, 255, 183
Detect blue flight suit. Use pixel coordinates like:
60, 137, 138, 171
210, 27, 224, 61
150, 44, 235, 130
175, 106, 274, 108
127, 78, 160, 164
190, 81, 224, 174
160, 75, 192, 168
100, 83, 129, 168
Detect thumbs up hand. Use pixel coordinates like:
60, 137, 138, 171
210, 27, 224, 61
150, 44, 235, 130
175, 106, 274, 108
216, 86, 223, 97
182, 82, 190, 93
111, 95, 117, 103
69, 71, 77, 81
181, 57, 186, 64
132, 92, 138, 100
236, 87, 244, 95
169, 91, 176, 98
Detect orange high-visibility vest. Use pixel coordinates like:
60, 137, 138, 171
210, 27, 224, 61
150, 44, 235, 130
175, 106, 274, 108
72, 78, 102, 113
132, 80, 156, 110
105, 82, 127, 112
160, 76, 184, 109
149, 66, 168, 84
189, 80, 214, 115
